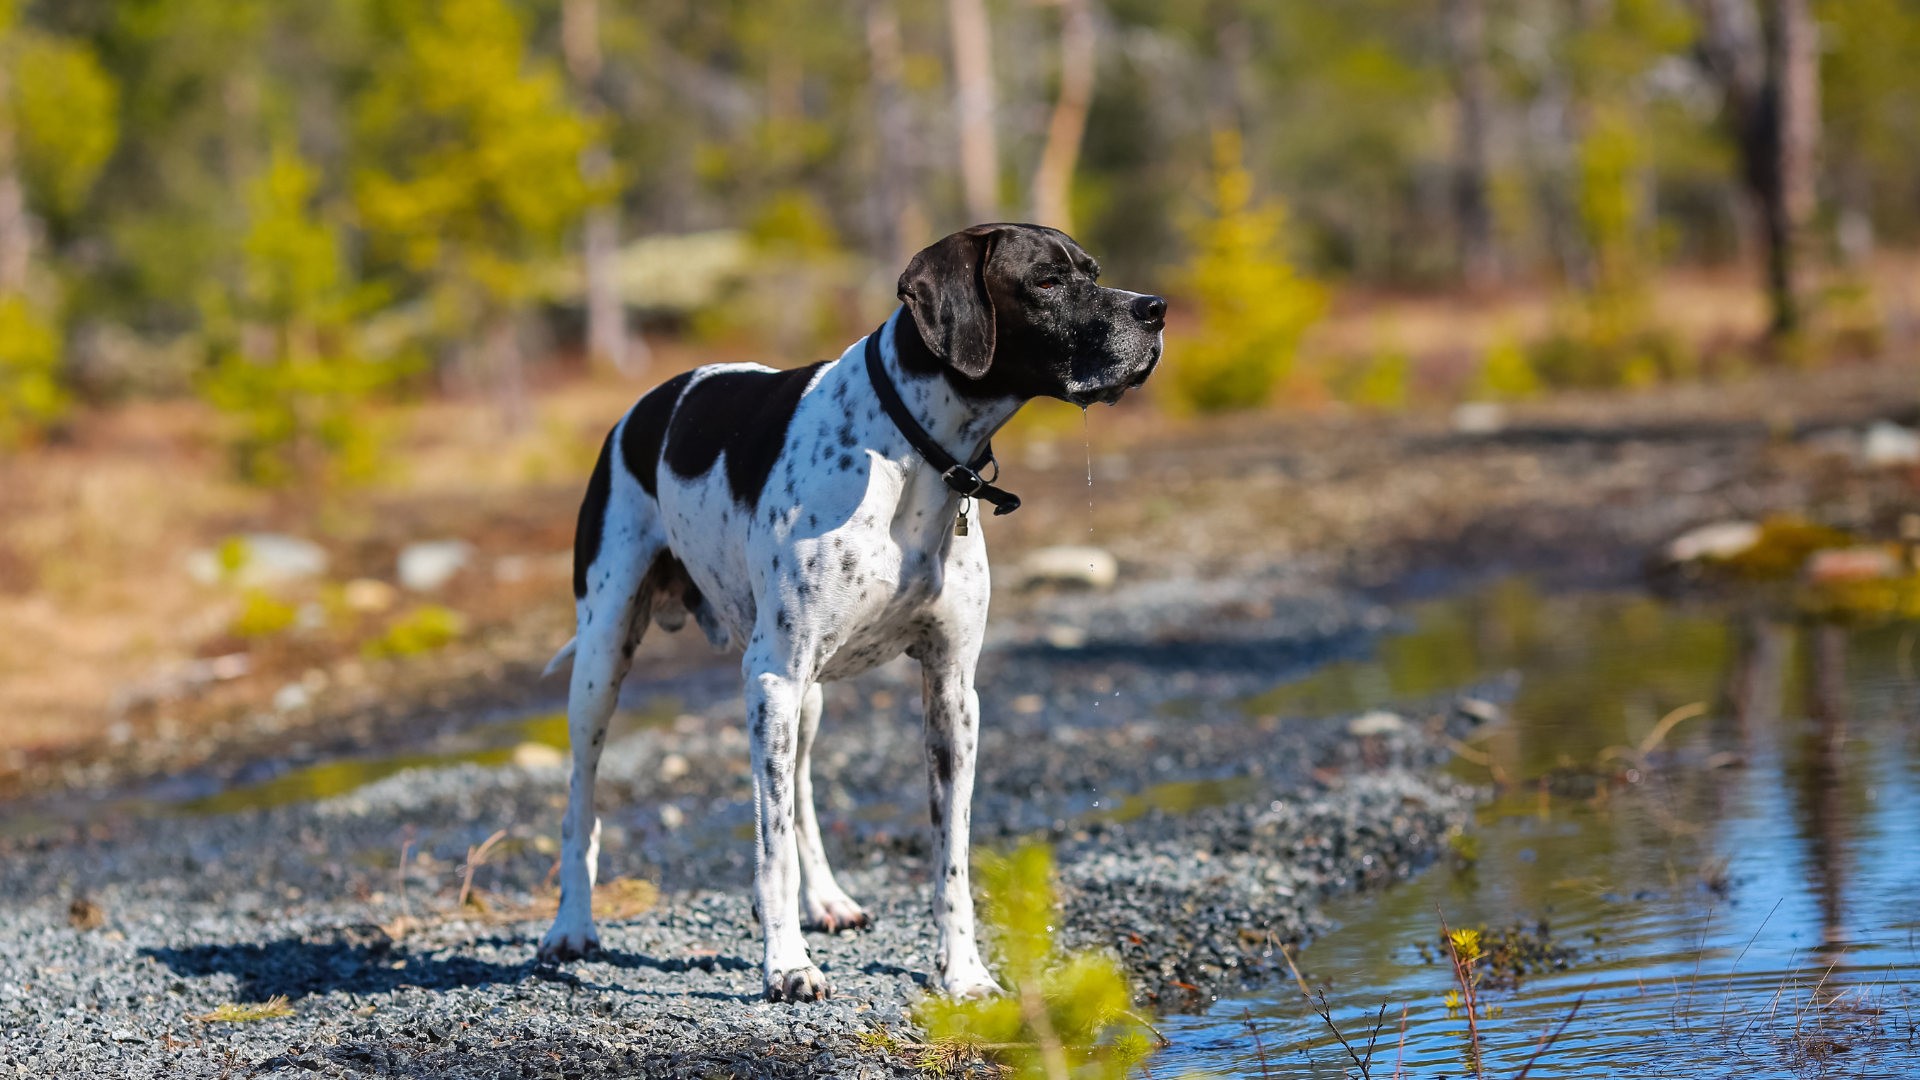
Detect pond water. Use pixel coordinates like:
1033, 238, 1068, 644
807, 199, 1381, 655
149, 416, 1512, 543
1160, 582, 1920, 1079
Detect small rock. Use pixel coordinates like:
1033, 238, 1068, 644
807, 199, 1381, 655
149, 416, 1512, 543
1452, 401, 1506, 435
1043, 624, 1088, 649
186, 534, 328, 587
1019, 546, 1118, 590
1806, 546, 1901, 583
110, 1028, 143, 1043
68, 897, 105, 930
1666, 521, 1761, 563
343, 578, 397, 612
658, 753, 690, 782
1863, 421, 1920, 466
397, 540, 474, 591
1347, 711, 1406, 736
272, 682, 311, 713
512, 742, 565, 770
658, 804, 685, 830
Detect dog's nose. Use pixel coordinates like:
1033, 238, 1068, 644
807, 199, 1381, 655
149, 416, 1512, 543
1130, 294, 1167, 326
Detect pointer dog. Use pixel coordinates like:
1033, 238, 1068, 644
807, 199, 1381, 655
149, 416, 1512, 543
539, 223, 1166, 1001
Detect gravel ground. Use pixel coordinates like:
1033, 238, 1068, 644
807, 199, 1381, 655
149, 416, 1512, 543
0, 573, 1486, 1078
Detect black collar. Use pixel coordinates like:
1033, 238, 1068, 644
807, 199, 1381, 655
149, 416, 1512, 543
865, 322, 1021, 516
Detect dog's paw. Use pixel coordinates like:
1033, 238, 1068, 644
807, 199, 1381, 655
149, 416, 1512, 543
940, 956, 1004, 999
803, 895, 873, 934
765, 965, 832, 1003
535, 922, 602, 964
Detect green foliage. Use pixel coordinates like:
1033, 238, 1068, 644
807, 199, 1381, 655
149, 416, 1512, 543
1474, 334, 1539, 400
231, 589, 298, 638
200, 145, 408, 486
916, 844, 1153, 1080
1169, 130, 1325, 413
1347, 346, 1409, 412
9, 28, 119, 220
0, 295, 63, 446
355, 0, 601, 319
366, 604, 466, 657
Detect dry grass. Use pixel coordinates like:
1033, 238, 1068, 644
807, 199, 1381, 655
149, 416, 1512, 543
195, 995, 294, 1023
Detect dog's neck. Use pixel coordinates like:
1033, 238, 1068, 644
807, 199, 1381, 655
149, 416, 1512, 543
878, 308, 1026, 467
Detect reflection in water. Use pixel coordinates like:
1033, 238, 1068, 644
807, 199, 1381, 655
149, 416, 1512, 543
1167, 581, 1920, 1078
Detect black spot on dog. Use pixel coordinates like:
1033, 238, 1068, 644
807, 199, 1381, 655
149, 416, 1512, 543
838, 454, 854, 471
618, 370, 694, 498
663, 363, 826, 509
572, 429, 616, 599
840, 552, 857, 575
932, 745, 954, 785
775, 607, 790, 632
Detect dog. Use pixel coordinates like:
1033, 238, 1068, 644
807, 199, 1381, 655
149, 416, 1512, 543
538, 223, 1166, 1001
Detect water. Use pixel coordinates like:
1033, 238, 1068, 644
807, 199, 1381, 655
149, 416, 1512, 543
1160, 581, 1920, 1078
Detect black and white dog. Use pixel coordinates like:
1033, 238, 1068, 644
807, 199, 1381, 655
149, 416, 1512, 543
538, 223, 1166, 1001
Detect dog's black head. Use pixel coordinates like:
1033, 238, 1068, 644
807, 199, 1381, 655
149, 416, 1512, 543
896, 224, 1165, 406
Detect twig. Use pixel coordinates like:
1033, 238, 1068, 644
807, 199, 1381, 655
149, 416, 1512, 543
458, 829, 508, 910
1509, 986, 1589, 1080
1718, 897, 1783, 1032
1279, 945, 1370, 1077
1123, 1011, 1173, 1049
1680, 904, 1713, 1027
1437, 906, 1483, 1074
1360, 1000, 1388, 1077
1019, 979, 1071, 1080
1240, 1008, 1273, 1080
1393, 1004, 1408, 1080
396, 839, 414, 917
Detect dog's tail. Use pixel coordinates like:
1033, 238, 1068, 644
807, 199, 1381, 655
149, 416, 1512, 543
542, 637, 578, 678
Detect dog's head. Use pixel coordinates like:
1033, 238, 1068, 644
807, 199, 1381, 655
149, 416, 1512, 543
897, 224, 1165, 406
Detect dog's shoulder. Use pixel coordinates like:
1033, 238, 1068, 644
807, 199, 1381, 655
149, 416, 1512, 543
658, 360, 836, 509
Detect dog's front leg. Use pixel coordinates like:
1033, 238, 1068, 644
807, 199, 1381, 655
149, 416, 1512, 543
747, 665, 830, 1001
922, 657, 1003, 998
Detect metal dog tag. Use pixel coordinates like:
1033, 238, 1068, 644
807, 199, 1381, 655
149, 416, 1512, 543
954, 504, 970, 536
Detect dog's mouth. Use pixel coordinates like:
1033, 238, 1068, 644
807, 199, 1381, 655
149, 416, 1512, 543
1064, 356, 1157, 407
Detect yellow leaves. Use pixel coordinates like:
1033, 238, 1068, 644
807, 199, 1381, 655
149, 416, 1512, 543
1169, 130, 1326, 413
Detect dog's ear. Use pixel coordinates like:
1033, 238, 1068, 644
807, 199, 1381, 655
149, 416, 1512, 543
897, 226, 999, 379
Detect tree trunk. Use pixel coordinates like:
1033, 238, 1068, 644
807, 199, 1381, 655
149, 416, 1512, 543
0, 55, 29, 296
1770, 0, 1820, 336
1692, 0, 1821, 338
1030, 0, 1094, 235
1446, 0, 1497, 288
948, 0, 999, 225
487, 314, 528, 433
563, 0, 644, 376
867, 0, 926, 269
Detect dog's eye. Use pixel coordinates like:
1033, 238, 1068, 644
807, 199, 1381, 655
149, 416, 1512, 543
1036, 279, 1060, 290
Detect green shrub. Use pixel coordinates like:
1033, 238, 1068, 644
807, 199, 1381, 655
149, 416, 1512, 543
915, 844, 1153, 1079
366, 605, 467, 658
1168, 130, 1325, 413
200, 145, 411, 486
0, 296, 64, 447
231, 589, 298, 639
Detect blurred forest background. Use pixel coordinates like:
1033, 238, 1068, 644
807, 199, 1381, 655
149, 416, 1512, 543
1, 0, 1918, 453
5, 0, 1920, 771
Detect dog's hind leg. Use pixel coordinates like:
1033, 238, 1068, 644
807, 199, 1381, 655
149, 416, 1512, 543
539, 438, 661, 963
793, 682, 870, 933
